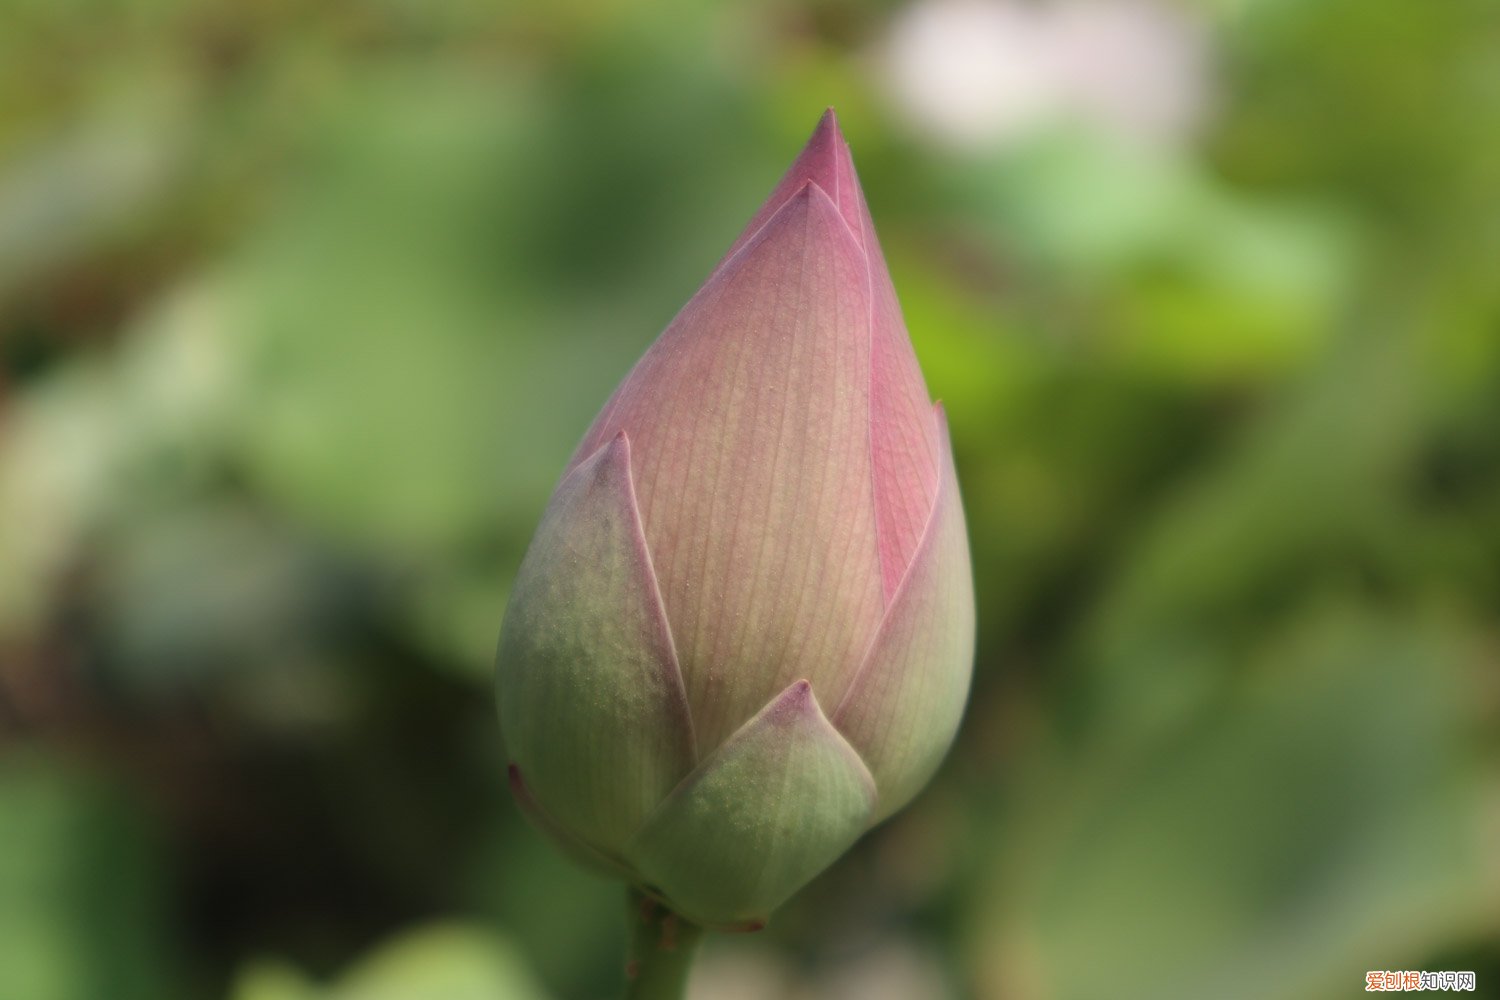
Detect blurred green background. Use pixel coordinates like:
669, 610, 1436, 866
2, 0, 1497, 998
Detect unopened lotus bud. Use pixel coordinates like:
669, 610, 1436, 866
496, 110, 974, 929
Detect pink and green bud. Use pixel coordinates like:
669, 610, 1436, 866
496, 111, 974, 929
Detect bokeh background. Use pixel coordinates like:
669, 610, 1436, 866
2, 0, 1498, 997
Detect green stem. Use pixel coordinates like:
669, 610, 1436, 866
623, 887, 704, 1000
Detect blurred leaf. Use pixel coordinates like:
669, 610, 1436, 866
954, 128, 1354, 383
229, 963, 319, 1000
0, 753, 182, 1000
470, 812, 624, 998
0, 279, 240, 641
971, 604, 1497, 1000
229, 924, 549, 1000
1, 0, 1498, 995
0, 80, 192, 306
1080, 318, 1424, 734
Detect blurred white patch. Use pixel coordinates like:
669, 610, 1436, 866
882, 0, 1211, 150
821, 939, 955, 1000
689, 945, 799, 1000
0, 280, 238, 642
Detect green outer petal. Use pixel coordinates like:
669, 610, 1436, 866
834, 405, 974, 822
626, 679, 877, 928
505, 764, 639, 883
496, 432, 696, 856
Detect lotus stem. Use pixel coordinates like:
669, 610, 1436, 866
624, 887, 703, 1000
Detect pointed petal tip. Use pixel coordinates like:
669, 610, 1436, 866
785, 175, 833, 199
572, 428, 631, 478
715, 108, 864, 269
625, 674, 876, 926
801, 111, 853, 175
764, 678, 817, 725
788, 177, 820, 202
754, 179, 858, 257
792, 113, 858, 204
603, 429, 632, 463
595, 430, 645, 497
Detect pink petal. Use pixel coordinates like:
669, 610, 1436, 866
834, 405, 974, 822
718, 110, 942, 600
859, 188, 944, 601
712, 110, 866, 276
574, 182, 887, 755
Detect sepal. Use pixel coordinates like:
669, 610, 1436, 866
627, 680, 877, 927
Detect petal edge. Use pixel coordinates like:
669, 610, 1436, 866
496, 432, 696, 854
834, 404, 974, 822
626, 680, 877, 928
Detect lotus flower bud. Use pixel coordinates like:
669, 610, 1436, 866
496, 111, 974, 929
